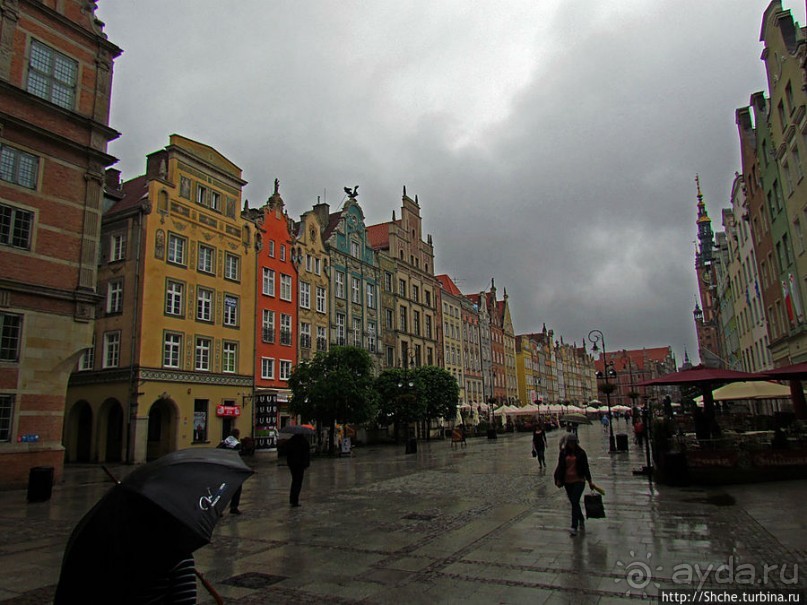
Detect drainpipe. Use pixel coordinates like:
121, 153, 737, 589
126, 206, 144, 463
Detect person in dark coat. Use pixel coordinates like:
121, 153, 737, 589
286, 432, 311, 507
532, 426, 548, 468
553, 433, 595, 536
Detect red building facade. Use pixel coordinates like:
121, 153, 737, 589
0, 1, 120, 486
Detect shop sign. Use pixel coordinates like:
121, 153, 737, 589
216, 405, 241, 418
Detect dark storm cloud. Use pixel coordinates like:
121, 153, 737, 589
97, 1, 795, 363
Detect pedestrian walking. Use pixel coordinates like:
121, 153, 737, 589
286, 432, 311, 507
217, 428, 243, 515
532, 425, 547, 468
633, 419, 645, 448
553, 433, 595, 536
600, 414, 609, 432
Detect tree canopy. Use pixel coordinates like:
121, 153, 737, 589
414, 365, 459, 422
288, 346, 378, 428
375, 368, 425, 428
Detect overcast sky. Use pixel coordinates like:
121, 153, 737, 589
96, 1, 801, 366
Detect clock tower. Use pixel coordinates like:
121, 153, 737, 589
693, 176, 722, 366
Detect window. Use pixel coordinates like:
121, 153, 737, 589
1, 144, 38, 189
196, 184, 208, 206
425, 290, 431, 307
413, 310, 421, 336
27, 40, 77, 109
335, 271, 345, 298
0, 393, 13, 442
79, 334, 95, 371
316, 326, 327, 351
0, 313, 22, 362
399, 279, 406, 296
336, 313, 346, 345
412, 285, 419, 303
386, 346, 394, 367
280, 245, 286, 261
224, 253, 240, 281
784, 161, 794, 195
269, 240, 275, 257
351, 277, 361, 304
280, 274, 292, 301
367, 283, 376, 309
197, 288, 213, 322
222, 341, 237, 373
399, 306, 408, 332
197, 244, 215, 274
299, 282, 311, 309
351, 240, 360, 257
163, 333, 182, 368
195, 337, 211, 371
385, 308, 393, 329
167, 233, 186, 265
110, 233, 126, 262
385, 272, 393, 291
0, 203, 33, 250
280, 313, 292, 345
792, 146, 804, 182
210, 191, 220, 212
223, 295, 238, 326
262, 268, 276, 296
262, 309, 275, 343
106, 280, 123, 314
425, 315, 432, 338
300, 322, 311, 349
314, 257, 321, 275
279, 360, 292, 381
103, 331, 120, 368
778, 100, 787, 131
352, 318, 362, 346
305, 254, 312, 272
261, 357, 274, 379
165, 280, 184, 316
193, 400, 208, 443
316, 286, 327, 313
368, 321, 376, 353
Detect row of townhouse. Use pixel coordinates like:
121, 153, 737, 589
695, 1, 807, 377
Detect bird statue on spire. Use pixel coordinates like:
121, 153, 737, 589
343, 185, 359, 199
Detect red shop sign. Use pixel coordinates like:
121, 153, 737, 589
216, 405, 241, 418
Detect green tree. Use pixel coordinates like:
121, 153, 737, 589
414, 366, 459, 437
288, 346, 377, 454
375, 368, 425, 442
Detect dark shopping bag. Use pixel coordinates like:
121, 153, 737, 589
584, 492, 605, 519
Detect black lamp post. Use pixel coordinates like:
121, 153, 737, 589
588, 329, 617, 452
399, 349, 417, 453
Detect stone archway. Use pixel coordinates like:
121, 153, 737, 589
146, 397, 177, 461
98, 398, 124, 463
64, 401, 93, 463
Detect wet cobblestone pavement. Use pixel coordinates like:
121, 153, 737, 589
1, 423, 805, 603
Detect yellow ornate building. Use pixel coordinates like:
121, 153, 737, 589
66, 135, 256, 463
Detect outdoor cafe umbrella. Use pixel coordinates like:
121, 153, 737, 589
638, 364, 763, 420
761, 362, 807, 419
55, 448, 253, 604
559, 412, 592, 425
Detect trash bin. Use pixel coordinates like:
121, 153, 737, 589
405, 438, 417, 454
616, 433, 629, 452
27, 466, 54, 502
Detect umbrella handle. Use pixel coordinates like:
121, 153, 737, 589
101, 465, 120, 484
195, 569, 224, 605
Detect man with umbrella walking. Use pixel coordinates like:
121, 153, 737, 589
286, 432, 311, 507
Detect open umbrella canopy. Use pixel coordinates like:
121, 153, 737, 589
762, 362, 807, 380
559, 413, 592, 425
637, 364, 763, 386
55, 448, 253, 604
279, 424, 316, 435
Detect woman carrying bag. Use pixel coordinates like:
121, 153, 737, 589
553, 433, 595, 536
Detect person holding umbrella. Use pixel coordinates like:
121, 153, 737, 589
553, 433, 596, 536
532, 425, 548, 468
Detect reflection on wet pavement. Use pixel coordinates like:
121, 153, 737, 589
0, 423, 804, 603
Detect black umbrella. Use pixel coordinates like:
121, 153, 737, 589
278, 424, 316, 435
55, 448, 253, 604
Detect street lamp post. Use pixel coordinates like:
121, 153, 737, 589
399, 348, 417, 454
588, 329, 617, 452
